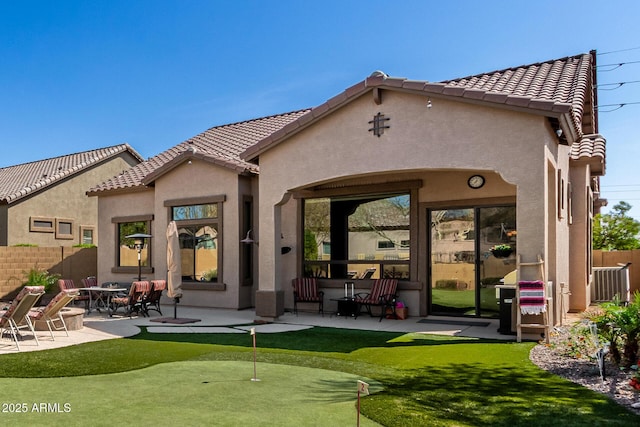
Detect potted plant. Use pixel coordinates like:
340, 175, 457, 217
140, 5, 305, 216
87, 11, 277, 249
490, 244, 513, 258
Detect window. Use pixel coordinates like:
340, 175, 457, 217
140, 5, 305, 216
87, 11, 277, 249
303, 193, 411, 280
177, 224, 218, 282
377, 240, 395, 250
166, 196, 224, 285
240, 196, 253, 286
80, 226, 95, 245
112, 215, 153, 273
30, 217, 54, 233
55, 218, 75, 240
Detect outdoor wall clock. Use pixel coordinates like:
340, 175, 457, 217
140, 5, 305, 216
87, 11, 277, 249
468, 175, 485, 189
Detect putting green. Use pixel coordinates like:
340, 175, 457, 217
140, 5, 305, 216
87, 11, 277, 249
0, 361, 382, 426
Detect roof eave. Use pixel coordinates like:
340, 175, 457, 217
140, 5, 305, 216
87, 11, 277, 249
86, 184, 150, 197
141, 149, 258, 187
243, 75, 587, 161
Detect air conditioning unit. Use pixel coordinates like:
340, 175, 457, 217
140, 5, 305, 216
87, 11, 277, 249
591, 264, 631, 303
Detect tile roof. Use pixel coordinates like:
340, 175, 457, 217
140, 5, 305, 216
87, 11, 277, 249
0, 144, 143, 204
87, 110, 310, 195
242, 52, 596, 160
91, 52, 599, 194
570, 133, 606, 175
440, 52, 594, 136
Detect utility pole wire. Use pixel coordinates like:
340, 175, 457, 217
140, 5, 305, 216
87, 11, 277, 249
596, 60, 640, 71
596, 80, 640, 90
598, 47, 640, 55
595, 102, 640, 112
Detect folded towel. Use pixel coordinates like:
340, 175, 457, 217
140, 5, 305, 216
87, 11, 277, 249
519, 280, 546, 315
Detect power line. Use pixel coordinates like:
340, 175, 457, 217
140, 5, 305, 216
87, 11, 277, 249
596, 80, 640, 90
596, 60, 640, 71
605, 190, 640, 194
595, 102, 640, 112
598, 47, 640, 55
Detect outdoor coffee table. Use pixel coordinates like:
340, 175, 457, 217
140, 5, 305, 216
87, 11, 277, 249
331, 297, 360, 318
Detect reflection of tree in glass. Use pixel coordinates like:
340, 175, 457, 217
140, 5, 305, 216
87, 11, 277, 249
303, 194, 410, 258
349, 195, 410, 247
119, 221, 147, 247
304, 198, 330, 260
172, 204, 217, 220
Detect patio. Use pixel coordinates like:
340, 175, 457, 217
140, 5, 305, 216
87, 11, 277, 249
0, 305, 539, 354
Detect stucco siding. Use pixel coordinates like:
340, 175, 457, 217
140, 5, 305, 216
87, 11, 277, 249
96, 190, 155, 284
152, 159, 242, 308
6, 153, 139, 247
257, 91, 558, 302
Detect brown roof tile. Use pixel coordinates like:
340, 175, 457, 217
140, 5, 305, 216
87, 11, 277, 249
92, 52, 598, 194
88, 110, 310, 195
570, 133, 606, 175
0, 144, 143, 204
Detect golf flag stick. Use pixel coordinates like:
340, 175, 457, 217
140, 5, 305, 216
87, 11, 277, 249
251, 327, 260, 382
357, 380, 369, 426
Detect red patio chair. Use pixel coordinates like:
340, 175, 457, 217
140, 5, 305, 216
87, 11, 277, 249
292, 278, 324, 316
355, 278, 398, 322
58, 278, 89, 309
144, 280, 166, 316
111, 281, 150, 318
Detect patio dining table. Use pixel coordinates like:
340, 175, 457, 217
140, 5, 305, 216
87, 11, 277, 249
78, 286, 127, 317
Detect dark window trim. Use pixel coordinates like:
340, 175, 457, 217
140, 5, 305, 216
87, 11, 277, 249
302, 189, 414, 280
168, 196, 224, 285
113, 215, 153, 270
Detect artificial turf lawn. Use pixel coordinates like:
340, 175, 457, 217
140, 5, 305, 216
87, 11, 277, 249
0, 326, 638, 426
0, 361, 382, 427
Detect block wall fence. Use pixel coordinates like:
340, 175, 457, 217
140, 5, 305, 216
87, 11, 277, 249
0, 246, 97, 299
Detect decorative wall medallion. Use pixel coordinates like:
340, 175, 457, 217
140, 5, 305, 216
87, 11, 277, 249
368, 112, 390, 137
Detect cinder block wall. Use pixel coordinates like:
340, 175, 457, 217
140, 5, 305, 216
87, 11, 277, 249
0, 246, 97, 299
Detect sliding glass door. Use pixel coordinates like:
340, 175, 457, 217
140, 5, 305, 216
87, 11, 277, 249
430, 206, 516, 317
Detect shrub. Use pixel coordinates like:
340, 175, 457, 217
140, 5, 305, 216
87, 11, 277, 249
435, 279, 468, 290
553, 322, 599, 360
589, 292, 640, 367
22, 266, 60, 293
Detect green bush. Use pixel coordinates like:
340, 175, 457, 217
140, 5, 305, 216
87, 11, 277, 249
435, 279, 468, 290
22, 266, 60, 294
589, 291, 640, 367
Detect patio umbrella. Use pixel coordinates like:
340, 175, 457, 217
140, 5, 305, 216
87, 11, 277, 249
166, 221, 182, 300
150, 221, 199, 324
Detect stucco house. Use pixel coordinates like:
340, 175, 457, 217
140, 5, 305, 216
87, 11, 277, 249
0, 144, 143, 247
89, 51, 605, 323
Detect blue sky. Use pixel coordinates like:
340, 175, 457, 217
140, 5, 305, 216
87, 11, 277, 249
1, 1, 639, 216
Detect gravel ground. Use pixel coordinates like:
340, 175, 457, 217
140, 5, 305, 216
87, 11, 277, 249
529, 324, 640, 415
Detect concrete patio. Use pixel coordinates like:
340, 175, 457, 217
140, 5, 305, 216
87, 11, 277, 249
0, 305, 536, 354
